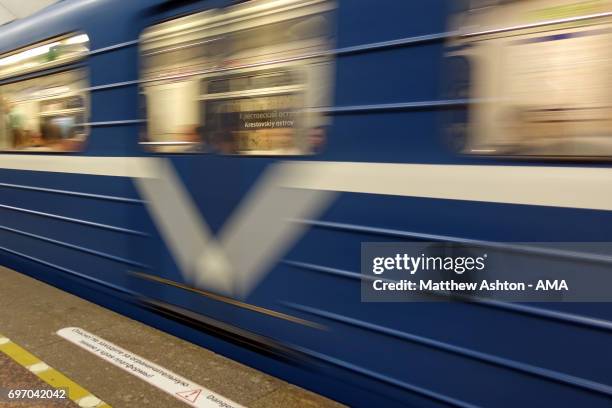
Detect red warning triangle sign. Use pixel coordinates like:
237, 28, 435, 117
176, 389, 202, 403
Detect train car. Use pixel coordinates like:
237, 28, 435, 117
0, 0, 612, 406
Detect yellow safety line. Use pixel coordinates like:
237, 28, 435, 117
0, 333, 111, 408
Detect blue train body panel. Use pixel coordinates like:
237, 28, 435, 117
0, 1, 611, 407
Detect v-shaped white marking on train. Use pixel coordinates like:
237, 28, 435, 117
134, 159, 336, 297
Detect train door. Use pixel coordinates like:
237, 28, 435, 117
137, 0, 335, 333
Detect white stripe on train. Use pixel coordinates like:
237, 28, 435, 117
1, 155, 611, 296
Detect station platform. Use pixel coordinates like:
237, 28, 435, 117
0, 267, 344, 408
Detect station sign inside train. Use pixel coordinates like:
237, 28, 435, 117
361, 242, 612, 302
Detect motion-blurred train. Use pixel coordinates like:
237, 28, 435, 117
1, 0, 612, 406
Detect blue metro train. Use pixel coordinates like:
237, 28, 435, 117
1, 0, 612, 406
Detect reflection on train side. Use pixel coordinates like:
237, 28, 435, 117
447, 0, 612, 158
0, 69, 89, 152
140, 0, 334, 154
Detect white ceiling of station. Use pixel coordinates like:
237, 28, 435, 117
0, 0, 58, 26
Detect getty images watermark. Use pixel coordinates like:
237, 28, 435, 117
361, 242, 612, 302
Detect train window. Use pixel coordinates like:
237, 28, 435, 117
140, 0, 334, 154
0, 33, 90, 152
447, 0, 612, 158
140, 9, 220, 153
0, 69, 89, 152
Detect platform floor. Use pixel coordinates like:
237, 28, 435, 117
0, 267, 344, 408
